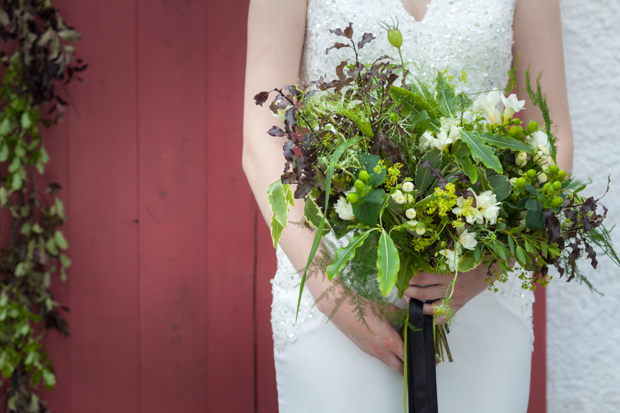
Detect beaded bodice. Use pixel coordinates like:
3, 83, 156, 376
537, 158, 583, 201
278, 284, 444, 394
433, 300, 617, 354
301, 0, 516, 94
272, 0, 534, 353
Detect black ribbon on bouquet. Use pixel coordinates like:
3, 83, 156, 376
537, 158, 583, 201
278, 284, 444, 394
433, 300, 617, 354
407, 299, 438, 413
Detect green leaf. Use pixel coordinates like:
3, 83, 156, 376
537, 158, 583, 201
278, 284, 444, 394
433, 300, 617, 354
352, 188, 385, 227
507, 235, 515, 255
479, 132, 534, 153
415, 149, 442, 195
412, 110, 431, 136
15, 262, 27, 277
460, 131, 503, 173
458, 250, 482, 272
0, 143, 8, 162
11, 173, 22, 190
525, 198, 544, 230
435, 72, 473, 115
487, 174, 511, 201
303, 197, 330, 232
54, 230, 69, 250
21, 112, 32, 129
541, 242, 548, 258
267, 181, 291, 227
0, 118, 13, 136
516, 246, 527, 265
297, 137, 362, 317
269, 216, 284, 249
8, 157, 21, 173
59, 253, 72, 268
453, 141, 477, 183
46, 237, 58, 256
357, 153, 386, 188
42, 370, 56, 391
477, 168, 491, 191
376, 230, 400, 296
389, 85, 439, 119
396, 252, 416, 298
326, 230, 373, 280
0, 187, 7, 206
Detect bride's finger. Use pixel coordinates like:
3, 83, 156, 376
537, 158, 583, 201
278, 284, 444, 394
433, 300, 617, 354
384, 353, 404, 376
405, 285, 444, 301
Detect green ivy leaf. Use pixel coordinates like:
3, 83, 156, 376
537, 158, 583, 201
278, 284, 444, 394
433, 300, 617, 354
59, 253, 72, 269
376, 230, 400, 296
0, 187, 7, 206
10, 173, 22, 190
0, 118, 13, 136
54, 230, 69, 250
20, 112, 32, 129
42, 369, 56, 391
326, 230, 373, 280
460, 131, 503, 174
45, 237, 58, 256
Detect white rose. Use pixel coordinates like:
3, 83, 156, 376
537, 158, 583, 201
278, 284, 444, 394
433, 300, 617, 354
477, 190, 501, 225
334, 196, 355, 221
406, 208, 417, 219
402, 182, 415, 192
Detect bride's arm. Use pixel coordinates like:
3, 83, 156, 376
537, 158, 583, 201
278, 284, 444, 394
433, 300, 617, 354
513, 0, 574, 173
404, 1, 574, 317
243, 0, 405, 374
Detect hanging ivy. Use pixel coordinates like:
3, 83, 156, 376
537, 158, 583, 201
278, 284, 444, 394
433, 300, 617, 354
0, 1, 86, 411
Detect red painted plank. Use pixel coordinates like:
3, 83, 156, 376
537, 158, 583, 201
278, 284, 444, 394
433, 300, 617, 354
206, 0, 255, 411
136, 0, 208, 410
255, 218, 278, 412
58, 1, 140, 411
528, 288, 547, 413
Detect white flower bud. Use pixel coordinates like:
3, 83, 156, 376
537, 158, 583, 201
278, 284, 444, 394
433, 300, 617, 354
395, 195, 406, 204
402, 182, 415, 192
406, 208, 417, 219
538, 172, 548, 183
416, 227, 426, 235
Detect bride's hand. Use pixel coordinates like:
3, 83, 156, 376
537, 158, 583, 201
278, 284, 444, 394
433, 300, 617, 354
315, 286, 405, 376
403, 266, 491, 324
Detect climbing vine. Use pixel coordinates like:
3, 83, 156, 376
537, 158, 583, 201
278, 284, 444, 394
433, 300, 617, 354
0, 1, 85, 411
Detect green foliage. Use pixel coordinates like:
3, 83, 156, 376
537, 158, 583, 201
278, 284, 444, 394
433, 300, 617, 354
376, 230, 400, 296
326, 230, 373, 280
0, 1, 85, 410
459, 131, 503, 173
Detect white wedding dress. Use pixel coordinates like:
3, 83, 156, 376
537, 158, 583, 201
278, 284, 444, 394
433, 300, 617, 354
271, 1, 535, 412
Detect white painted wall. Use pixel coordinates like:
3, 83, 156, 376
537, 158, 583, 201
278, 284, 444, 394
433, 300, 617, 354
547, 1, 620, 411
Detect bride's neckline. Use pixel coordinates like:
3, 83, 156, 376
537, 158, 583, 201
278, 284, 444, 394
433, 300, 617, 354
395, 0, 437, 24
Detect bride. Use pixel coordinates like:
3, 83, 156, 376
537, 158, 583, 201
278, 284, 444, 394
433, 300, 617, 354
243, 0, 573, 411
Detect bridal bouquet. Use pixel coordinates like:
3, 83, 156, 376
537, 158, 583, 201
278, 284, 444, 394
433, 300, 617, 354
254, 22, 618, 366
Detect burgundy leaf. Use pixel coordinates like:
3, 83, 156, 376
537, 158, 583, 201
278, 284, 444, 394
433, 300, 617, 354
343, 22, 354, 39
281, 172, 296, 185
267, 126, 286, 137
336, 61, 347, 81
253, 91, 270, 106
326, 42, 350, 54
284, 84, 302, 99
544, 208, 561, 244
357, 32, 375, 49
584, 240, 598, 269
295, 176, 315, 199
329, 28, 346, 37
285, 106, 298, 129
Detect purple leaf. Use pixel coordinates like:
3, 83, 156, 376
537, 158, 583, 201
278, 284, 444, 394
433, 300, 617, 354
357, 32, 375, 49
253, 91, 270, 106
267, 126, 286, 137
326, 42, 350, 54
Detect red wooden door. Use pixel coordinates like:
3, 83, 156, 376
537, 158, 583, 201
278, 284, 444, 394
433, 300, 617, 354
34, 1, 544, 412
